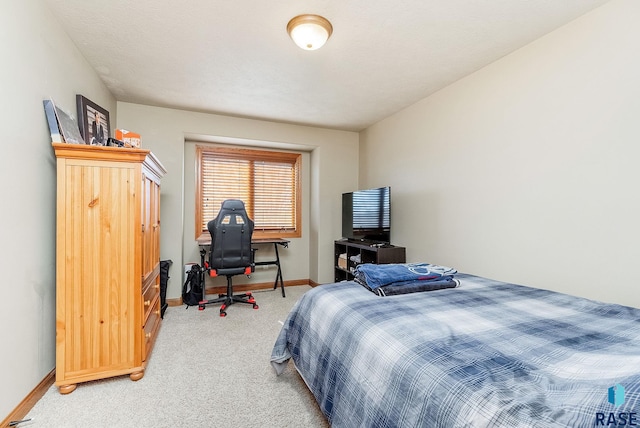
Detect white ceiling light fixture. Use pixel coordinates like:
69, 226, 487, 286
287, 14, 333, 51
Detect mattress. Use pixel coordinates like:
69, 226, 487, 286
271, 274, 640, 427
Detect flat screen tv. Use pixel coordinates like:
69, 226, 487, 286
342, 186, 391, 244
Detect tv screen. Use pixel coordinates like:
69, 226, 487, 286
342, 186, 391, 244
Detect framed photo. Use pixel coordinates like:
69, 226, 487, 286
76, 95, 110, 145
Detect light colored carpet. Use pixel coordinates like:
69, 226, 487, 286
25, 286, 329, 428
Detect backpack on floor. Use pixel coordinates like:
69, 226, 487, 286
182, 264, 203, 306
159, 259, 172, 318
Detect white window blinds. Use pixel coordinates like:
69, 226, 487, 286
197, 146, 301, 239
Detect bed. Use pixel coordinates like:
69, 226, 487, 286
271, 273, 640, 427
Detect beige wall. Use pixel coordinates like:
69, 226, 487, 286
360, 0, 640, 307
0, 0, 116, 419
115, 102, 359, 299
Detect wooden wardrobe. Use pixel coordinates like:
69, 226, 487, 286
53, 143, 166, 394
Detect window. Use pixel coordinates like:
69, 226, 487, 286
196, 145, 301, 240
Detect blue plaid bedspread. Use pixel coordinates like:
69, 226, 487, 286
271, 274, 640, 427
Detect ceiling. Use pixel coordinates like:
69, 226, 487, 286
43, 0, 610, 132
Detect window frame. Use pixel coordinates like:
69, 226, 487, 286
195, 145, 302, 241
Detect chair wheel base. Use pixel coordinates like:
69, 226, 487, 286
198, 272, 258, 316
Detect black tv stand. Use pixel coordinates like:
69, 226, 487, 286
334, 240, 406, 282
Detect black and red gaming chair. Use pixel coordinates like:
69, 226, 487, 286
198, 199, 258, 317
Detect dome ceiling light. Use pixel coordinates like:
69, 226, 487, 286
287, 14, 333, 51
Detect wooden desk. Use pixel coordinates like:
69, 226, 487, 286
198, 237, 289, 297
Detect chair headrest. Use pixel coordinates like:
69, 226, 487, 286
220, 199, 246, 211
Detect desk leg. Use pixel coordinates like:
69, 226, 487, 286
273, 243, 286, 298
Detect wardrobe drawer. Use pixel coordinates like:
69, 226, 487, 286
142, 297, 161, 361
142, 274, 160, 322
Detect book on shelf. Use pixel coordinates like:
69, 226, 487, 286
43, 100, 62, 143
43, 99, 84, 144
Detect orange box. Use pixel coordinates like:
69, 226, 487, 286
115, 129, 141, 148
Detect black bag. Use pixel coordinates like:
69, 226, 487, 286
182, 264, 203, 307
159, 260, 172, 318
